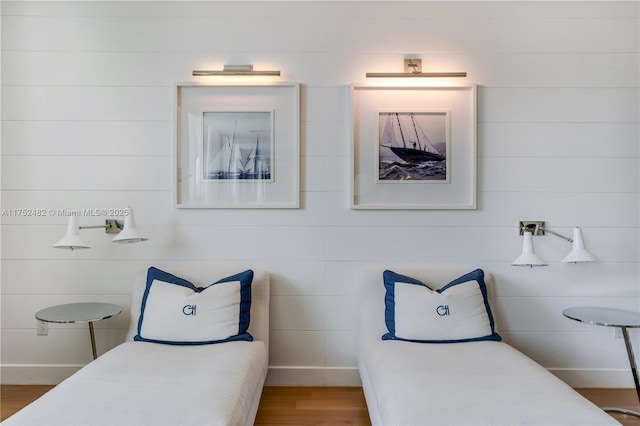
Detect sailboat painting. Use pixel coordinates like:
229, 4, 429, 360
203, 111, 273, 181
378, 111, 450, 182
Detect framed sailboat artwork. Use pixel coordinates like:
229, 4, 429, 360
175, 82, 300, 208
350, 84, 477, 209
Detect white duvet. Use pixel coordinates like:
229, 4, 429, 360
4, 340, 268, 426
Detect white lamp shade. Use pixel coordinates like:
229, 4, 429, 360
511, 231, 547, 267
52, 215, 91, 250
111, 207, 148, 244
562, 227, 598, 263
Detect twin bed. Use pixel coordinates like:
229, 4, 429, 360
5, 267, 619, 425
4, 267, 270, 426
359, 268, 619, 425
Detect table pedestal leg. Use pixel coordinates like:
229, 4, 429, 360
88, 321, 97, 360
623, 326, 640, 403
601, 326, 640, 418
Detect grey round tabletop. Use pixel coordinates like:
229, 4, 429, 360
36, 302, 122, 324
563, 306, 640, 328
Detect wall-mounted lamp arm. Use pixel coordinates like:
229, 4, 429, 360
538, 226, 572, 243
519, 221, 572, 242
79, 224, 108, 230
79, 220, 122, 234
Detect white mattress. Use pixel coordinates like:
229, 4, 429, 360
359, 268, 620, 425
4, 340, 268, 425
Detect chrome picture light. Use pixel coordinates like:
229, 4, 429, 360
366, 59, 467, 78
511, 221, 598, 267
192, 64, 280, 76
53, 206, 148, 250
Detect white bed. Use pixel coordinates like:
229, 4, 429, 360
358, 268, 619, 425
4, 267, 270, 426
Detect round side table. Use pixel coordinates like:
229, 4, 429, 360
36, 302, 122, 360
563, 306, 640, 418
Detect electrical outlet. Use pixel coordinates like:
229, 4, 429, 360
37, 320, 48, 336
614, 328, 623, 339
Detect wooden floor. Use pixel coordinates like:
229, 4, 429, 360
575, 388, 640, 426
255, 387, 370, 425
2, 385, 639, 425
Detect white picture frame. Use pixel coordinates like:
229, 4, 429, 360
350, 84, 477, 209
175, 82, 300, 208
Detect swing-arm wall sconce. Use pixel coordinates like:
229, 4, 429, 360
53, 206, 148, 250
512, 221, 598, 267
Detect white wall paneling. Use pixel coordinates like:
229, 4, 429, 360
1, 1, 638, 387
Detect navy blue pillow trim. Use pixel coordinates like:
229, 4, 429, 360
382, 269, 502, 343
213, 269, 253, 335
382, 332, 502, 343
134, 332, 253, 345
135, 267, 254, 345
383, 270, 426, 336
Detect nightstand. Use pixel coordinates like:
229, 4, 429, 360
36, 302, 122, 360
563, 306, 640, 418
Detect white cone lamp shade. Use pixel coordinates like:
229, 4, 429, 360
111, 207, 148, 244
511, 231, 547, 267
562, 227, 597, 263
52, 215, 91, 250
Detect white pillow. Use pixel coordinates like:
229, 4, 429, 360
134, 267, 253, 345
383, 269, 501, 343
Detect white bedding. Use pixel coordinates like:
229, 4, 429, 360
4, 341, 267, 425
359, 268, 619, 425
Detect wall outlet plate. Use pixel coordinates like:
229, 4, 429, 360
37, 320, 48, 336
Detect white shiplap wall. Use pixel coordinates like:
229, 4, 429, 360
1, 1, 638, 387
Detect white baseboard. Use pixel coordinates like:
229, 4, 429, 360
549, 368, 637, 388
265, 367, 637, 388
1, 364, 362, 387
265, 366, 362, 386
2, 364, 634, 389
1, 365, 82, 385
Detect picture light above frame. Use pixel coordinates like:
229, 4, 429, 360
192, 64, 280, 77
366, 59, 467, 78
